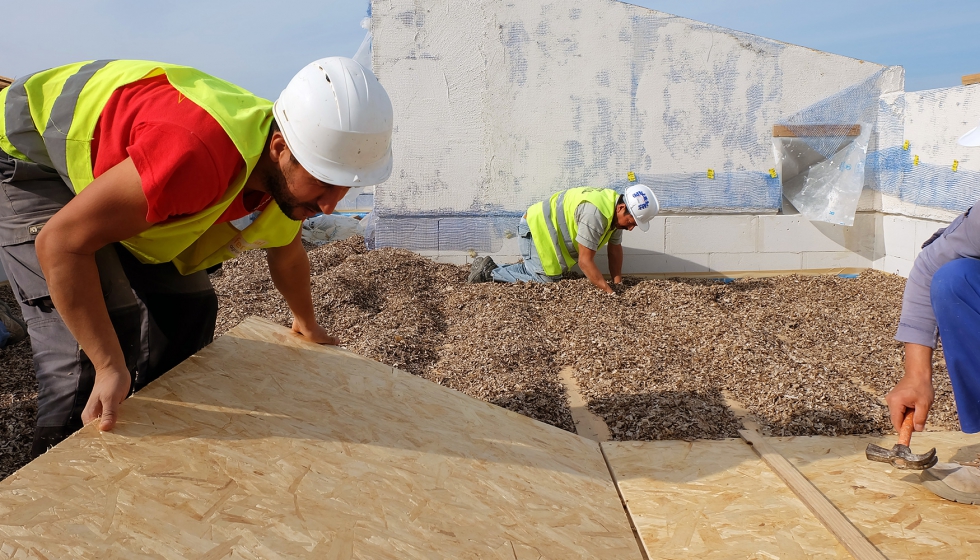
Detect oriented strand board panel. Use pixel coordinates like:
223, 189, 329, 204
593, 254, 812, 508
770, 434, 980, 560
603, 440, 848, 559
0, 317, 639, 559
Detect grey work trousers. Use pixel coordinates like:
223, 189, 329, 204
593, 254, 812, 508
0, 149, 218, 457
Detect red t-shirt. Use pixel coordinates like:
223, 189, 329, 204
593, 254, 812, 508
91, 75, 270, 224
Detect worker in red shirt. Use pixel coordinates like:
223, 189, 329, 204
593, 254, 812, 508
0, 58, 393, 457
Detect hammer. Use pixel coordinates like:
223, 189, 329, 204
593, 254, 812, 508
866, 410, 938, 470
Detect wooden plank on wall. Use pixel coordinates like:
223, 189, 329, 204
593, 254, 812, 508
771, 433, 980, 560
0, 317, 641, 559
603, 440, 847, 559
773, 124, 861, 137
963, 73, 980, 86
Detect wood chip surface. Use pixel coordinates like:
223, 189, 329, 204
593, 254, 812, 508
0, 237, 958, 480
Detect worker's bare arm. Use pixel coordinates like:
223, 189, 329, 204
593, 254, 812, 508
577, 245, 614, 294
607, 243, 624, 285
34, 157, 153, 431
266, 231, 339, 345
885, 342, 935, 433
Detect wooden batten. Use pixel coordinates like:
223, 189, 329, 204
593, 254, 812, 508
963, 73, 980, 86
0, 76, 12, 90
773, 124, 862, 137
0, 317, 640, 558
771, 433, 980, 560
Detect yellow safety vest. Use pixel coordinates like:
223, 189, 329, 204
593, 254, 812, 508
525, 187, 619, 276
0, 59, 300, 274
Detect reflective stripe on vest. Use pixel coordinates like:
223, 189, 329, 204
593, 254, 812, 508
539, 198, 569, 274
5, 60, 115, 187
3, 72, 47, 166
554, 190, 578, 260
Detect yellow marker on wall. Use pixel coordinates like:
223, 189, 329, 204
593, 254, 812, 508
913, 155, 919, 166
953, 160, 959, 172
707, 169, 715, 179
903, 140, 910, 150
627, 171, 636, 182
768, 168, 778, 178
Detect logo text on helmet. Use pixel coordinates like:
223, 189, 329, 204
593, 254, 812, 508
632, 191, 649, 210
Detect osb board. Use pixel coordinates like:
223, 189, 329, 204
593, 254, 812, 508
0, 317, 639, 559
770, 433, 980, 559
603, 440, 848, 559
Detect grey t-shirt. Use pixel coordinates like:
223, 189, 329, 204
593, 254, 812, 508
896, 207, 979, 347
574, 202, 622, 252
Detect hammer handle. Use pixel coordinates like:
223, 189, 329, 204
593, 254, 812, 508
898, 409, 915, 447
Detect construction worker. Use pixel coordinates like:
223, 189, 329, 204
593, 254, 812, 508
0, 58, 393, 457
468, 185, 659, 294
887, 119, 980, 504
0, 300, 27, 349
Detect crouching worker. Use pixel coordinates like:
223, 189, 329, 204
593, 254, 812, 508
468, 185, 659, 294
0, 57, 393, 457
886, 118, 980, 505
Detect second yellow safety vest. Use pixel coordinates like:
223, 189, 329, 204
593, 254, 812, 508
525, 187, 620, 276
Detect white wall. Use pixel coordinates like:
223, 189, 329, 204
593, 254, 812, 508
371, 0, 977, 278
373, 0, 896, 220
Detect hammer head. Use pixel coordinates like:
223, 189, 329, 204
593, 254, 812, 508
866, 442, 938, 470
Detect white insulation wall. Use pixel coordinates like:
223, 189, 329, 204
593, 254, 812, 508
370, 0, 978, 278
372, 0, 894, 217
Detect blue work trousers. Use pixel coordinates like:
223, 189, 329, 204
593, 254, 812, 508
491, 218, 563, 284
932, 257, 980, 433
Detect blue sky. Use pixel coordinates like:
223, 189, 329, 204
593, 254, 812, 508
1, 1, 976, 98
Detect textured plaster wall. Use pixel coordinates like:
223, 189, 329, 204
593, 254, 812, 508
369, 0, 976, 277
867, 85, 980, 221
372, 0, 892, 218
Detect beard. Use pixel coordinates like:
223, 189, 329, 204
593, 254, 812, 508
262, 161, 319, 221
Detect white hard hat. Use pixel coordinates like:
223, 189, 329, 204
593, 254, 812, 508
959, 120, 980, 147
624, 184, 660, 232
274, 57, 393, 187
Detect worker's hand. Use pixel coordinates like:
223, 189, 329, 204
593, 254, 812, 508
885, 374, 934, 433
82, 366, 132, 431
292, 319, 340, 345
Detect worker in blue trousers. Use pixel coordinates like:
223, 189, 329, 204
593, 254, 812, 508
887, 118, 980, 505
0, 300, 27, 349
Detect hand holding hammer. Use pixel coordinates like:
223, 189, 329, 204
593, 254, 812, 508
866, 410, 938, 470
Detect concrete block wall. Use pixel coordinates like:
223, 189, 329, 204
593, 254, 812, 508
445, 212, 884, 277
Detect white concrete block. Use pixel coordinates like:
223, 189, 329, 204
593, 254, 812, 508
618, 253, 710, 274
801, 251, 869, 270
708, 252, 802, 272
620, 216, 666, 254
431, 255, 470, 266
879, 255, 915, 278
913, 217, 948, 260
665, 216, 758, 254
882, 215, 919, 262
760, 214, 877, 255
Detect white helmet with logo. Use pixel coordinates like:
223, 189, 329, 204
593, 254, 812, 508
274, 57, 393, 187
959, 120, 980, 147
624, 184, 660, 232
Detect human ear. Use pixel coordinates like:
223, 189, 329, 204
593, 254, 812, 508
269, 131, 288, 163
